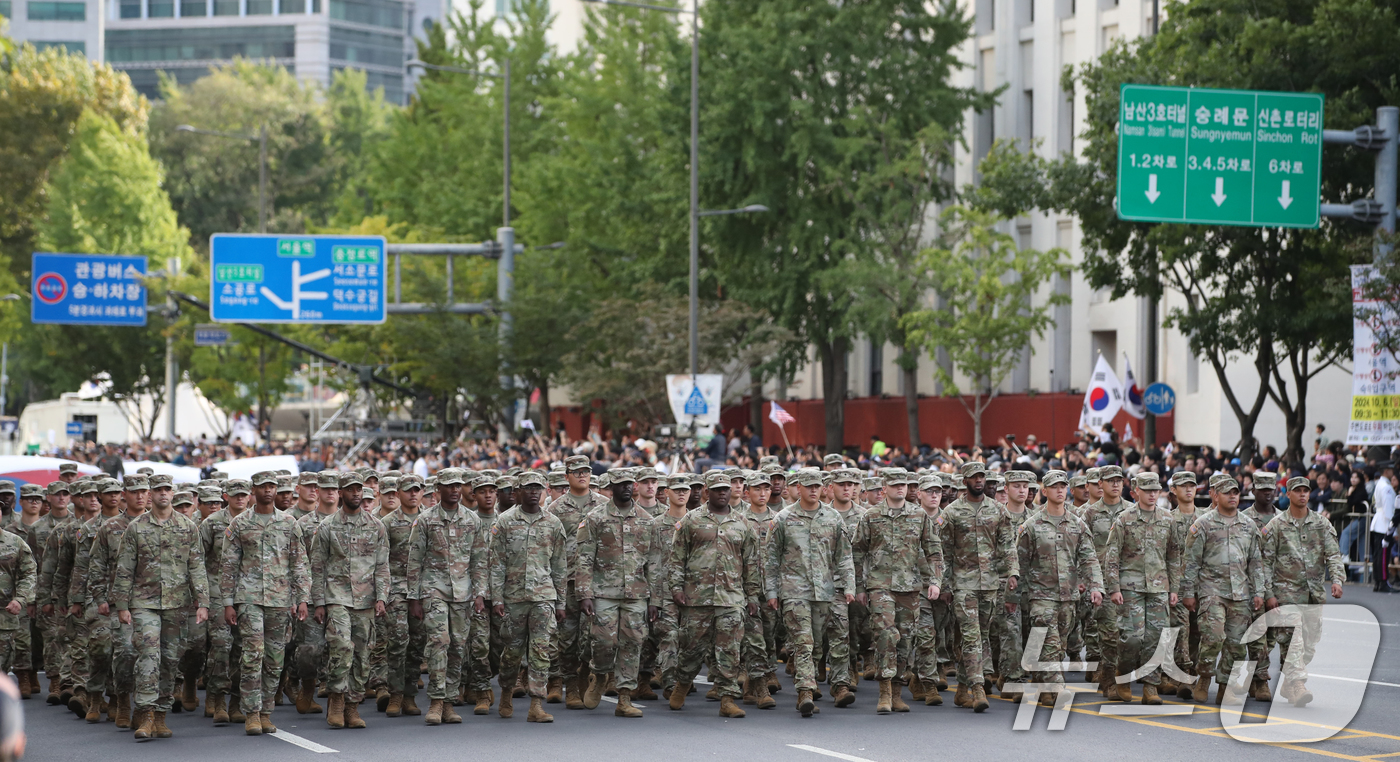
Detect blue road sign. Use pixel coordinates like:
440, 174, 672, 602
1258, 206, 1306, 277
209, 234, 386, 324
65, 422, 83, 437
1144, 382, 1177, 416
31, 253, 147, 326
683, 385, 709, 416
194, 324, 233, 347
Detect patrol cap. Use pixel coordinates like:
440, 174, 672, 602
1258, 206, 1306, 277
362, 488, 377, 502
917, 475, 941, 491
505, 467, 523, 478
1085, 467, 1102, 483
473, 473, 498, 489
951, 475, 965, 489
986, 474, 1004, 488
564, 455, 591, 473
1252, 471, 1278, 490
59, 463, 79, 475
1286, 476, 1311, 491
1208, 472, 1232, 490
823, 454, 844, 467
1169, 471, 1197, 487
381, 470, 402, 479
1215, 477, 1240, 493
686, 472, 705, 488
298, 472, 320, 486
318, 472, 341, 489
479, 470, 501, 479
1134, 472, 1162, 490
635, 467, 660, 482
379, 477, 399, 494
761, 464, 786, 478
1005, 470, 1034, 483
704, 470, 733, 489
1069, 475, 1086, 489
76, 479, 100, 495
960, 461, 987, 478
19, 484, 44, 499
667, 474, 692, 489
758, 456, 780, 468
275, 469, 293, 477
172, 491, 194, 507
399, 475, 425, 490
0, 480, 17, 495
497, 475, 519, 490
46, 480, 70, 496
588, 474, 598, 488
149, 474, 173, 488
422, 479, 437, 495
791, 469, 823, 488
517, 471, 546, 488
832, 468, 863, 485
197, 487, 223, 503
197, 479, 220, 489
136, 466, 154, 476
123, 475, 150, 491
1042, 470, 1070, 487
745, 470, 772, 487
862, 477, 880, 491
211, 471, 229, 481
223, 479, 251, 495
251, 471, 280, 486
608, 468, 637, 485
357, 467, 377, 481
884, 468, 916, 486
1099, 465, 1124, 480
436, 468, 467, 486
595, 473, 610, 490
339, 471, 365, 488
546, 471, 567, 487
277, 476, 296, 493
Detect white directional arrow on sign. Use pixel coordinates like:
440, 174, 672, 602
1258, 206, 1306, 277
1211, 177, 1227, 206
1145, 174, 1160, 203
1278, 180, 1293, 209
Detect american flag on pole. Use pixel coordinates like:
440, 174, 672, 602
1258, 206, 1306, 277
769, 401, 796, 426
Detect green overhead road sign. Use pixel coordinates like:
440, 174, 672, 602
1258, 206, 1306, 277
1117, 84, 1324, 228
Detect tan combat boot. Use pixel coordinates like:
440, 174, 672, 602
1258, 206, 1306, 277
953, 683, 970, 708
1252, 678, 1273, 702
754, 678, 776, 710
565, 676, 585, 710
742, 676, 756, 705
425, 698, 444, 725
442, 701, 462, 724
925, 681, 944, 706
909, 676, 926, 701
890, 682, 910, 712
719, 695, 746, 718
971, 684, 990, 713
1159, 676, 1178, 695
402, 694, 421, 716
152, 710, 172, 738
343, 701, 366, 729
614, 688, 643, 718
375, 687, 391, 713
206, 691, 221, 719
583, 672, 604, 709
85, 693, 102, 723
546, 676, 564, 704
229, 697, 246, 723
1192, 679, 1209, 703
133, 708, 154, 739
67, 687, 87, 719
876, 679, 893, 714
474, 690, 492, 715
326, 692, 346, 729
766, 672, 781, 694
705, 684, 720, 701
670, 681, 690, 710
513, 668, 528, 698
527, 696, 553, 723
498, 688, 514, 718
46, 676, 61, 705
797, 688, 815, 717
1039, 689, 1057, 708
833, 684, 855, 707
13, 671, 29, 698
296, 679, 322, 714
245, 714, 263, 735
113, 693, 131, 729
259, 712, 276, 734
1292, 681, 1313, 707
181, 672, 199, 712
385, 692, 403, 717
1142, 684, 1162, 705
634, 673, 657, 701
1177, 676, 1197, 700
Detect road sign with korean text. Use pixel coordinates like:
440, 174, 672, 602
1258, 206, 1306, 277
31, 253, 148, 326
1117, 84, 1323, 228
209, 234, 386, 324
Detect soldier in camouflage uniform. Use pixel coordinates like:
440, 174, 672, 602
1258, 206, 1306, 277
995, 471, 1035, 697
7, 484, 43, 699
0, 508, 36, 694
765, 468, 855, 717
29, 481, 71, 702
112, 476, 208, 740
47, 478, 97, 712
293, 472, 341, 714
1261, 476, 1345, 706
668, 470, 760, 718
367, 477, 398, 706
853, 468, 943, 714
939, 461, 1018, 713
1103, 472, 1180, 704
1166, 470, 1202, 698
489, 471, 567, 723
292, 473, 320, 521
737, 470, 780, 708
81, 475, 148, 727
633, 467, 664, 518
576, 468, 655, 718
912, 473, 954, 703
406, 468, 489, 725
1081, 465, 1129, 695
648, 475, 691, 700
1182, 477, 1266, 705
202, 479, 249, 724
311, 471, 390, 729
1238, 471, 1280, 701
221, 471, 311, 735
1014, 470, 1103, 704
822, 469, 868, 683
464, 473, 506, 708
547, 455, 607, 708
378, 474, 426, 718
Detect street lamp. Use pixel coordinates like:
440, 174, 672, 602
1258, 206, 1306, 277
406, 58, 512, 228
175, 124, 267, 234
581, 0, 768, 387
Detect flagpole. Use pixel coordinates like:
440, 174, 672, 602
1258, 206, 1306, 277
778, 422, 794, 459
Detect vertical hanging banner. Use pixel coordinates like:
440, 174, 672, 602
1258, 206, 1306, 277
1348, 265, 1400, 444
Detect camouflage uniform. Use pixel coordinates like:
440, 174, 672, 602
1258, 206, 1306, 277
764, 472, 855, 692
738, 492, 781, 685
913, 475, 955, 687
546, 458, 607, 683
1103, 476, 1180, 687
295, 505, 337, 687
996, 476, 1034, 685
37, 502, 81, 689
939, 463, 1018, 688
1260, 489, 1344, 684
576, 484, 655, 692
406, 471, 490, 702
645, 476, 690, 691
21, 492, 61, 687
45, 481, 92, 693
310, 501, 390, 704
1080, 468, 1129, 679
112, 510, 209, 713
86, 503, 139, 702
1168, 494, 1203, 678
829, 498, 868, 677
467, 481, 504, 697
488, 499, 568, 699
0, 526, 37, 675
1015, 472, 1103, 686
221, 502, 311, 715
381, 484, 426, 701
1182, 492, 1267, 686
668, 473, 761, 698
853, 470, 944, 685
201, 493, 246, 704
1240, 472, 1282, 686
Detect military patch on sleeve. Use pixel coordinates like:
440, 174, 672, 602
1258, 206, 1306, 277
674, 520, 683, 530
578, 520, 587, 530
490, 524, 499, 535
1188, 523, 1198, 536
1259, 525, 1269, 536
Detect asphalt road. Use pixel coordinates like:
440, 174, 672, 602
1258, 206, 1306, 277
21, 587, 1400, 762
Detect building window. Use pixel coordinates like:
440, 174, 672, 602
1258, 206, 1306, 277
869, 339, 883, 397
28, 1, 85, 20
119, 0, 139, 16
149, 0, 173, 16
106, 25, 296, 62
213, 0, 237, 14
247, 0, 272, 14
329, 25, 404, 67
336, 64, 403, 104
0, 1, 11, 18
279, 0, 303, 12
180, 0, 207, 15
34, 39, 84, 53
329, 0, 402, 29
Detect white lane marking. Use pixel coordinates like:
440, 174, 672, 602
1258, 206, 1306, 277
1309, 674, 1400, 689
599, 696, 647, 707
788, 744, 879, 762
270, 729, 339, 753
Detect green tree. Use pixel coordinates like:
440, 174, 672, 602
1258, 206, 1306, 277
700, 0, 989, 451
903, 207, 1070, 446
185, 328, 295, 438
